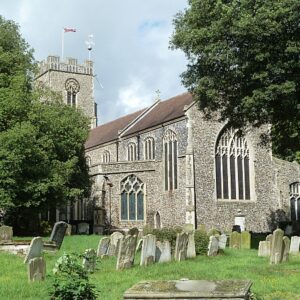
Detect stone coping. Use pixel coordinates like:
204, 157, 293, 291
124, 280, 252, 299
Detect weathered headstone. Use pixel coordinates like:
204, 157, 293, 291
96, 237, 110, 257
0, 226, 13, 241
24, 237, 43, 264
65, 224, 72, 236
241, 231, 251, 249
49, 221, 68, 249
258, 241, 271, 257
78, 222, 89, 234
186, 232, 196, 258
27, 257, 46, 282
174, 232, 189, 261
140, 234, 156, 266
155, 240, 171, 263
135, 239, 143, 253
207, 236, 219, 256
266, 234, 273, 252
282, 236, 290, 262
229, 231, 241, 249
108, 232, 124, 256
116, 234, 138, 270
82, 248, 97, 272
183, 223, 194, 233
289, 236, 300, 254
270, 228, 284, 264
218, 234, 227, 250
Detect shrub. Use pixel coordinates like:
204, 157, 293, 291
49, 252, 97, 300
194, 229, 209, 255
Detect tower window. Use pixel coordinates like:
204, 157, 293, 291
65, 78, 80, 107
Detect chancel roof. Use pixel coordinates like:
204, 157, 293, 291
85, 92, 193, 149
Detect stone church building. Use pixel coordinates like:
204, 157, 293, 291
36, 56, 300, 234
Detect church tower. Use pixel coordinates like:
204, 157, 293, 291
36, 55, 97, 128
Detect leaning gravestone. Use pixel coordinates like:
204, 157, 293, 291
241, 231, 251, 249
24, 237, 43, 263
49, 221, 68, 249
82, 248, 97, 272
140, 234, 156, 266
155, 240, 171, 263
174, 232, 189, 261
218, 234, 227, 250
282, 236, 290, 262
229, 231, 241, 249
135, 239, 143, 253
108, 232, 124, 256
270, 228, 284, 264
28, 257, 46, 282
289, 236, 300, 254
128, 227, 139, 237
186, 232, 196, 258
116, 234, 138, 270
207, 236, 219, 256
0, 226, 13, 241
96, 237, 110, 257
258, 241, 271, 257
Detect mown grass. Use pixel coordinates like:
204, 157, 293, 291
1, 235, 300, 300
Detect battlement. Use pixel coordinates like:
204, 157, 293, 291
38, 55, 93, 76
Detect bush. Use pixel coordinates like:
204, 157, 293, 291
194, 229, 209, 255
49, 252, 97, 300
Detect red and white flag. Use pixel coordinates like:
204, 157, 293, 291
64, 28, 76, 33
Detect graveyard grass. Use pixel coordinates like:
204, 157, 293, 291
1, 236, 300, 300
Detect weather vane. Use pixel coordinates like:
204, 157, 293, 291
155, 89, 161, 101
85, 34, 95, 60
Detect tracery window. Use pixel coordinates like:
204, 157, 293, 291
120, 175, 144, 221
290, 182, 300, 221
144, 137, 155, 160
102, 150, 110, 163
215, 127, 251, 200
163, 130, 178, 191
65, 78, 80, 107
127, 143, 137, 161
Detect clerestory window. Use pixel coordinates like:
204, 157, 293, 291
144, 137, 155, 160
127, 143, 137, 161
102, 150, 110, 163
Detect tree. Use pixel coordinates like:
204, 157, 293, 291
171, 0, 300, 162
0, 16, 91, 232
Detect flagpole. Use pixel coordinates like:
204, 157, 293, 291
61, 28, 64, 61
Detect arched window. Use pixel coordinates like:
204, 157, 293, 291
120, 175, 144, 221
65, 78, 80, 107
163, 130, 178, 191
102, 150, 110, 163
127, 143, 137, 161
290, 182, 300, 221
144, 137, 155, 160
215, 127, 251, 200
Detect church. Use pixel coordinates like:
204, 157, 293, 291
36, 55, 300, 234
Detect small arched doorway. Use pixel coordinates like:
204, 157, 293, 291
154, 211, 161, 229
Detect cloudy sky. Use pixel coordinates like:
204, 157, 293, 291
2, 0, 188, 124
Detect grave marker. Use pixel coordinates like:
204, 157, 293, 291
155, 240, 171, 263
49, 221, 68, 249
116, 234, 138, 270
140, 234, 156, 266
82, 248, 97, 272
24, 237, 43, 264
174, 232, 189, 261
96, 237, 110, 257
28, 257, 46, 282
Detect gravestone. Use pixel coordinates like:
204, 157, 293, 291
24, 237, 43, 264
282, 236, 290, 262
258, 241, 271, 257
218, 234, 227, 250
229, 231, 241, 249
96, 237, 110, 257
116, 234, 138, 270
49, 221, 68, 249
108, 232, 124, 256
270, 228, 284, 264
186, 232, 196, 258
78, 222, 89, 234
207, 236, 219, 256
128, 227, 139, 237
174, 232, 189, 261
266, 234, 273, 252
135, 239, 143, 253
289, 236, 300, 254
140, 234, 156, 266
65, 224, 72, 236
27, 257, 46, 282
241, 231, 251, 249
183, 223, 194, 233
0, 226, 13, 241
82, 248, 97, 272
155, 240, 171, 263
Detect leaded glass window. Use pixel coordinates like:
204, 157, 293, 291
65, 78, 80, 107
163, 130, 178, 191
215, 127, 252, 200
128, 143, 137, 161
290, 182, 300, 221
120, 175, 144, 221
144, 137, 155, 160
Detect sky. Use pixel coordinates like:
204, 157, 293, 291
1, 0, 188, 124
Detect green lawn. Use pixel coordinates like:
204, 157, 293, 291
1, 235, 300, 300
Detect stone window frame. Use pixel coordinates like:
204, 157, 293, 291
290, 182, 300, 221
163, 129, 178, 191
65, 78, 80, 107
144, 137, 155, 160
102, 150, 110, 163
215, 127, 255, 201
127, 142, 137, 161
120, 174, 145, 221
